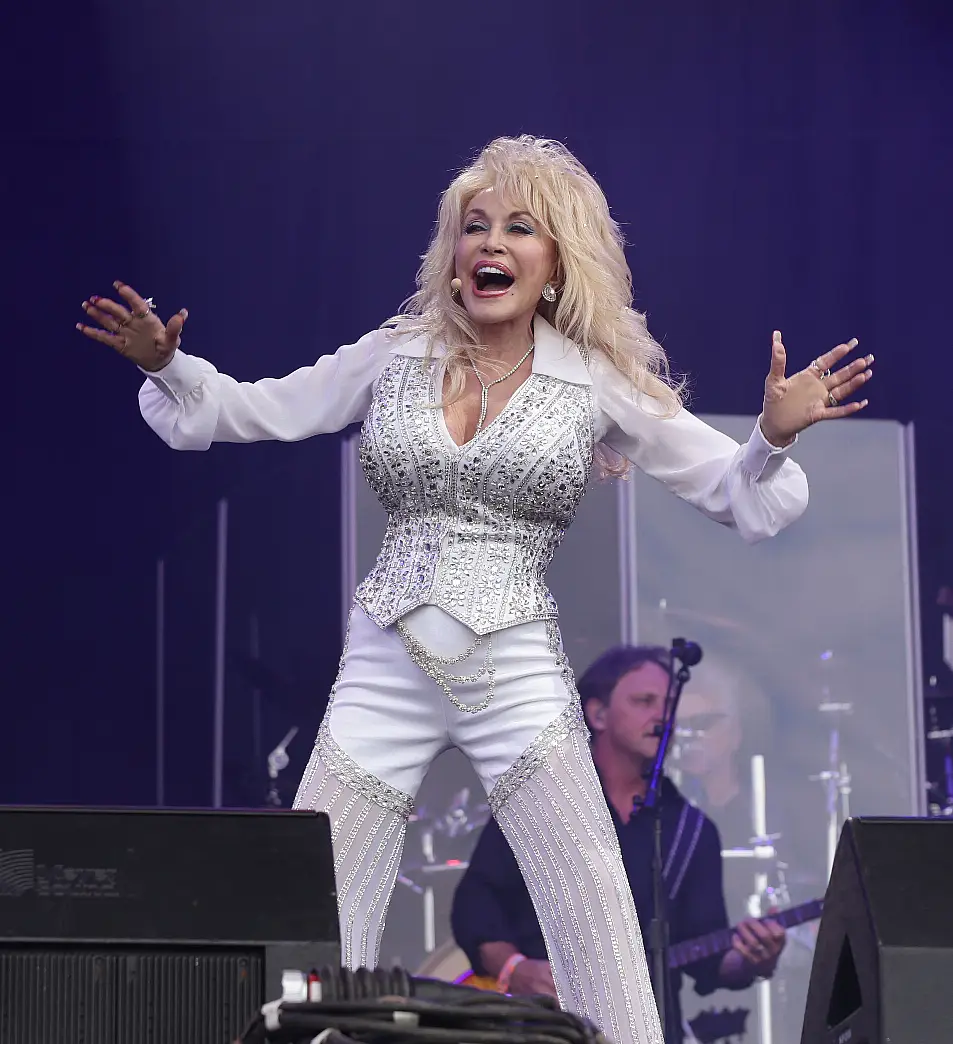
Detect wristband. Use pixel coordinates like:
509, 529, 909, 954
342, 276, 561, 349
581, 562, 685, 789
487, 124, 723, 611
496, 952, 527, 993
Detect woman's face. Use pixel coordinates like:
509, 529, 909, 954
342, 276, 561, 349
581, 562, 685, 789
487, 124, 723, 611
453, 187, 558, 331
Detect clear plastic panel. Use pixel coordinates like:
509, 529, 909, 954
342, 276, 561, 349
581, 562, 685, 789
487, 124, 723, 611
629, 415, 921, 1044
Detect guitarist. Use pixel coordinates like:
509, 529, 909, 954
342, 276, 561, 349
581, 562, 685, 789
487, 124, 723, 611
450, 644, 786, 1043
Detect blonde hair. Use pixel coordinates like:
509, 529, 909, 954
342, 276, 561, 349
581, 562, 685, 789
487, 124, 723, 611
385, 135, 684, 477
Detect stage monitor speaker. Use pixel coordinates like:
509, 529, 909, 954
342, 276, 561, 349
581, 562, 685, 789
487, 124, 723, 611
800, 816, 953, 1044
0, 807, 339, 1044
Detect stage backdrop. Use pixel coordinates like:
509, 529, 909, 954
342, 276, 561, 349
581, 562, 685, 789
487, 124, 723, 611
337, 413, 922, 1044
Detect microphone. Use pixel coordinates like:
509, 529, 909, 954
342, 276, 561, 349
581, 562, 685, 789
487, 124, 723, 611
671, 637, 702, 667
450, 277, 463, 293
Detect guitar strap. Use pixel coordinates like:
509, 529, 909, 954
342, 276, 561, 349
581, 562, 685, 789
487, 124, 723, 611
663, 802, 706, 902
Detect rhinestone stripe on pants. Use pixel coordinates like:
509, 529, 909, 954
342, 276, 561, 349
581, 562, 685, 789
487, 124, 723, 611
293, 602, 662, 1043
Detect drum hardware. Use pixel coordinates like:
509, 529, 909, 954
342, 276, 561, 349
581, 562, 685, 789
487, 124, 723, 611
407, 861, 470, 875
265, 725, 299, 807
811, 653, 853, 880
926, 699, 953, 817
748, 753, 774, 1044
402, 788, 489, 956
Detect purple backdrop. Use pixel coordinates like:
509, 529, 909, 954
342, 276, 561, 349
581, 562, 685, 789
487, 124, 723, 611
4, 0, 951, 807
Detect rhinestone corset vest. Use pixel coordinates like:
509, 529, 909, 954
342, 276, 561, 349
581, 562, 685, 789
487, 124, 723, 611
355, 355, 595, 635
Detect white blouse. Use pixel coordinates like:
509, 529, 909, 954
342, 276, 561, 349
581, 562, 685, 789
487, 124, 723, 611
140, 314, 808, 549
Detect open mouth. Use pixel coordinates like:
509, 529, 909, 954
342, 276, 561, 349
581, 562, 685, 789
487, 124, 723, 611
472, 263, 515, 297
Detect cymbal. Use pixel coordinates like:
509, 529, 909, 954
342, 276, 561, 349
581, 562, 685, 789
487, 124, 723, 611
649, 602, 748, 632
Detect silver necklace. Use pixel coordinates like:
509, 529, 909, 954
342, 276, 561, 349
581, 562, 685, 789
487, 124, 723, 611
469, 343, 535, 434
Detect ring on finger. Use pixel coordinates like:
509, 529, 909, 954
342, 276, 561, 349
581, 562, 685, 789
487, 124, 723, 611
811, 360, 832, 379
828, 390, 837, 407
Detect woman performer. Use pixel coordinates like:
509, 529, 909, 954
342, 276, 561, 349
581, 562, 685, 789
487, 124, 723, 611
76, 135, 872, 1044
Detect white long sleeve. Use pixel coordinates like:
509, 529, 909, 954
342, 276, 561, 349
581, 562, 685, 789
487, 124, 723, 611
138, 327, 395, 450
591, 355, 809, 543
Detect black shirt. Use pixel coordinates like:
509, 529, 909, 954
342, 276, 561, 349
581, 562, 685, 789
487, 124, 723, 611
451, 775, 729, 1044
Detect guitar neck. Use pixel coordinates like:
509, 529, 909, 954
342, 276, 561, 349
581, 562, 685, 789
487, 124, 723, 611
669, 899, 824, 970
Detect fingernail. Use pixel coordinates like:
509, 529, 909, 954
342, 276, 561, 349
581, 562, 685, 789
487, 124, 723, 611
81, 302, 88, 310
773, 330, 781, 339
113, 281, 121, 289
861, 399, 869, 407
866, 354, 874, 363
75, 323, 83, 331
849, 337, 859, 348
865, 370, 872, 379
90, 295, 99, 303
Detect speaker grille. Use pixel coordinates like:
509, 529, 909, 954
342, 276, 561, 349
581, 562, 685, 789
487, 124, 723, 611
0, 947, 264, 1044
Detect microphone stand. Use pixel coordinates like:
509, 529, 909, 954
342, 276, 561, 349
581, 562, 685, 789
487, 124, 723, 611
265, 726, 299, 808
638, 637, 701, 1042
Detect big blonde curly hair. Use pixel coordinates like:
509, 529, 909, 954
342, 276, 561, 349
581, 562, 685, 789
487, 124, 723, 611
385, 135, 684, 477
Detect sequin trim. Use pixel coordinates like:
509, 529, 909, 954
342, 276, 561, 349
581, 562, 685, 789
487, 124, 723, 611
488, 618, 589, 813
355, 357, 595, 635
495, 729, 664, 1043
316, 719, 414, 820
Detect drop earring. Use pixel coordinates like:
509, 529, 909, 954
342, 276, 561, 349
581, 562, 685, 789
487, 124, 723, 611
541, 282, 557, 303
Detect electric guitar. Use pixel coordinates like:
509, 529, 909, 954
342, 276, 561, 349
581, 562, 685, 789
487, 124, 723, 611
458, 898, 824, 992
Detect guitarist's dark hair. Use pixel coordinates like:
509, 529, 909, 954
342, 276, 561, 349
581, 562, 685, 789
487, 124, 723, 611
577, 645, 673, 712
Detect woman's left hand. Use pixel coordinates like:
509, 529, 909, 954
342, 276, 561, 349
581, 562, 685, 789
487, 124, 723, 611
760, 331, 874, 447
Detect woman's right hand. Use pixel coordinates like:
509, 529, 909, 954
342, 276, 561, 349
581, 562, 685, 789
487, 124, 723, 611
77, 281, 188, 372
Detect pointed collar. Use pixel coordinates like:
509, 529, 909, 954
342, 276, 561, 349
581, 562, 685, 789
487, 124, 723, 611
388, 314, 593, 387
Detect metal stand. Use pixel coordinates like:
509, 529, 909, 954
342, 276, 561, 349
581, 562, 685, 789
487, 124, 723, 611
397, 787, 489, 961
807, 651, 853, 880
750, 755, 774, 1044
811, 701, 852, 880
717, 754, 785, 1044
926, 688, 953, 817
265, 726, 299, 807
640, 637, 701, 1041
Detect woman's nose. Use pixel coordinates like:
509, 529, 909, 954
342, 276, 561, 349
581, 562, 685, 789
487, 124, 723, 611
482, 225, 506, 254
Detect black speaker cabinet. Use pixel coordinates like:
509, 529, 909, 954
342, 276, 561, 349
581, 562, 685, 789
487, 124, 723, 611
800, 816, 953, 1044
0, 807, 340, 1044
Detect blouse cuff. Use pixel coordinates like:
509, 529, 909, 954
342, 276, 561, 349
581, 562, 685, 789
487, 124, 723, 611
139, 351, 207, 403
741, 416, 799, 480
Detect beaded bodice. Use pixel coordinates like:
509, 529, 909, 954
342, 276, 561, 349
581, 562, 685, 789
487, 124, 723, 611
354, 355, 594, 635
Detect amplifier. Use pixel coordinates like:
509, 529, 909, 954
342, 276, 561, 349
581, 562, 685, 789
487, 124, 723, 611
0, 807, 339, 1044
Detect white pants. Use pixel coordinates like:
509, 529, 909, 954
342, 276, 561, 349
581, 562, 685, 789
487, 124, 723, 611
294, 603, 663, 1044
